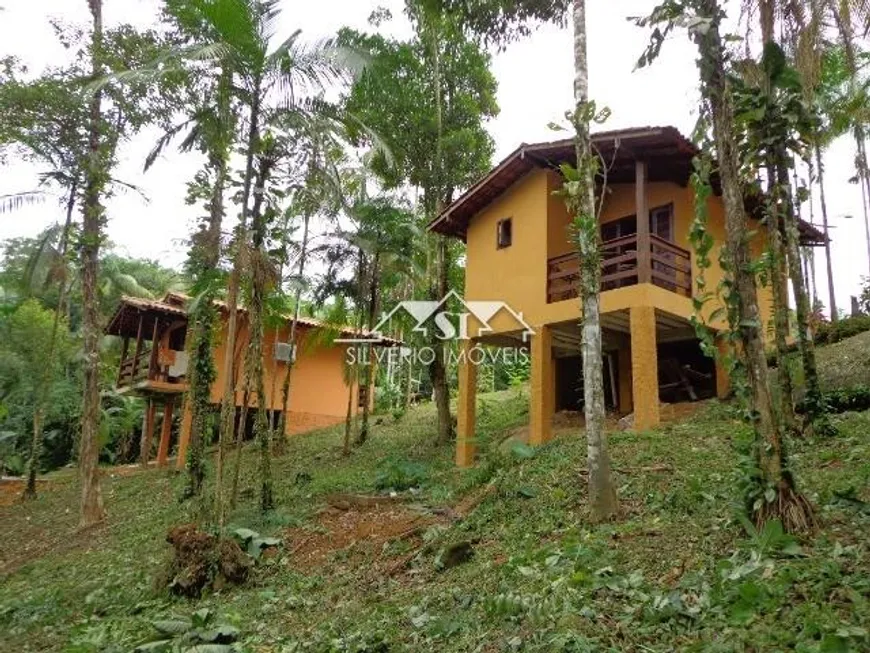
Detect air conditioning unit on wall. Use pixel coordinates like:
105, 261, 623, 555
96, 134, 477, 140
274, 342, 296, 363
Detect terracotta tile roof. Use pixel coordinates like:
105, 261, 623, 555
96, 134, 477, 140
428, 125, 826, 246
116, 295, 187, 316
158, 292, 402, 345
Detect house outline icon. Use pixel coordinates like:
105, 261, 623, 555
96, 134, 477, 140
336, 289, 535, 343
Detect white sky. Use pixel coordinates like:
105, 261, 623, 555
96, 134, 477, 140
1, 0, 868, 315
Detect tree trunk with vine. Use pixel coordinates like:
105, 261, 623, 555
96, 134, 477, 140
185, 153, 225, 506
570, 0, 617, 521
356, 253, 380, 446
277, 213, 311, 447
776, 155, 829, 435
187, 67, 232, 519
245, 154, 276, 513
693, 0, 814, 533
216, 75, 261, 517
79, 0, 107, 528
765, 162, 797, 434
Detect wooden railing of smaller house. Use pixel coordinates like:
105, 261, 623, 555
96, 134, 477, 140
117, 349, 153, 387
547, 233, 691, 303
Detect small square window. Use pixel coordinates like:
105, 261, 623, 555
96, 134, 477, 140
497, 218, 512, 249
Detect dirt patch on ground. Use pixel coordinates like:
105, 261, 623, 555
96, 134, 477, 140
0, 478, 51, 508
659, 401, 705, 422
285, 502, 440, 570
284, 485, 497, 574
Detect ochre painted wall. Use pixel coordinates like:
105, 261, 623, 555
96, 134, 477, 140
208, 318, 364, 434
465, 167, 774, 336
465, 168, 551, 330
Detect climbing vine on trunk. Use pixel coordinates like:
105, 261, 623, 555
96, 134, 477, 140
637, 0, 816, 533
551, 0, 618, 522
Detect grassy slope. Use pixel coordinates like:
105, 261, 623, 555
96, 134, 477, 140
815, 329, 870, 390
1, 341, 869, 652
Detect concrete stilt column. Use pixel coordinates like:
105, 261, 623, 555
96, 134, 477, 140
156, 396, 175, 467
630, 306, 660, 430
617, 344, 633, 415
456, 339, 478, 468
175, 397, 193, 471
529, 325, 554, 445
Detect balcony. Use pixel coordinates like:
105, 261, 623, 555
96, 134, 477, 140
107, 296, 190, 395
547, 233, 691, 303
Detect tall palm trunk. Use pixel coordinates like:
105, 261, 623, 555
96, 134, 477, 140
79, 0, 106, 528
345, 251, 366, 454
186, 154, 226, 503
572, 0, 616, 521
229, 386, 249, 511
693, 0, 813, 533
777, 156, 827, 433
216, 76, 261, 515
244, 154, 276, 513
23, 182, 77, 500
356, 253, 380, 446
766, 163, 797, 433
187, 67, 231, 513
757, 1, 796, 432
814, 144, 837, 321
277, 212, 311, 443
426, 13, 453, 445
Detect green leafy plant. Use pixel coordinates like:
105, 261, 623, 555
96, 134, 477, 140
374, 458, 427, 491
815, 315, 870, 345
231, 528, 280, 561
133, 608, 240, 652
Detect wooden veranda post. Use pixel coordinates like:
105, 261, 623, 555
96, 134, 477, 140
148, 318, 160, 380
156, 396, 175, 467
131, 312, 145, 382
117, 336, 130, 386
140, 398, 157, 466
635, 160, 651, 284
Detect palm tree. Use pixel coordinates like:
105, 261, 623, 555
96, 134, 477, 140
563, 0, 617, 521
228, 5, 348, 515
155, 0, 352, 516
275, 126, 345, 445
79, 0, 107, 528
807, 47, 854, 323
826, 1, 870, 278
349, 197, 419, 446
690, 0, 815, 532
22, 188, 77, 499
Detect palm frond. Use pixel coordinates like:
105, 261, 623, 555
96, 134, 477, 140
0, 190, 44, 214
144, 117, 197, 171
271, 38, 364, 103
21, 223, 65, 294
186, 0, 264, 69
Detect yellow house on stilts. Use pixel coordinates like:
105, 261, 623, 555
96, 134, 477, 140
428, 126, 825, 467
104, 292, 394, 469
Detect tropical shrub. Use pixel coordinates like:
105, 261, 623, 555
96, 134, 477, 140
374, 458, 428, 491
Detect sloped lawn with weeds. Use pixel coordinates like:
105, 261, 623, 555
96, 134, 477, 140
1, 389, 869, 652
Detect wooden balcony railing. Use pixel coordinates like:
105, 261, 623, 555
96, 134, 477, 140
547, 233, 691, 303
117, 348, 153, 387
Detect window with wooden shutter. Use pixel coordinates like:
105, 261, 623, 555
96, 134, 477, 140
496, 218, 512, 249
